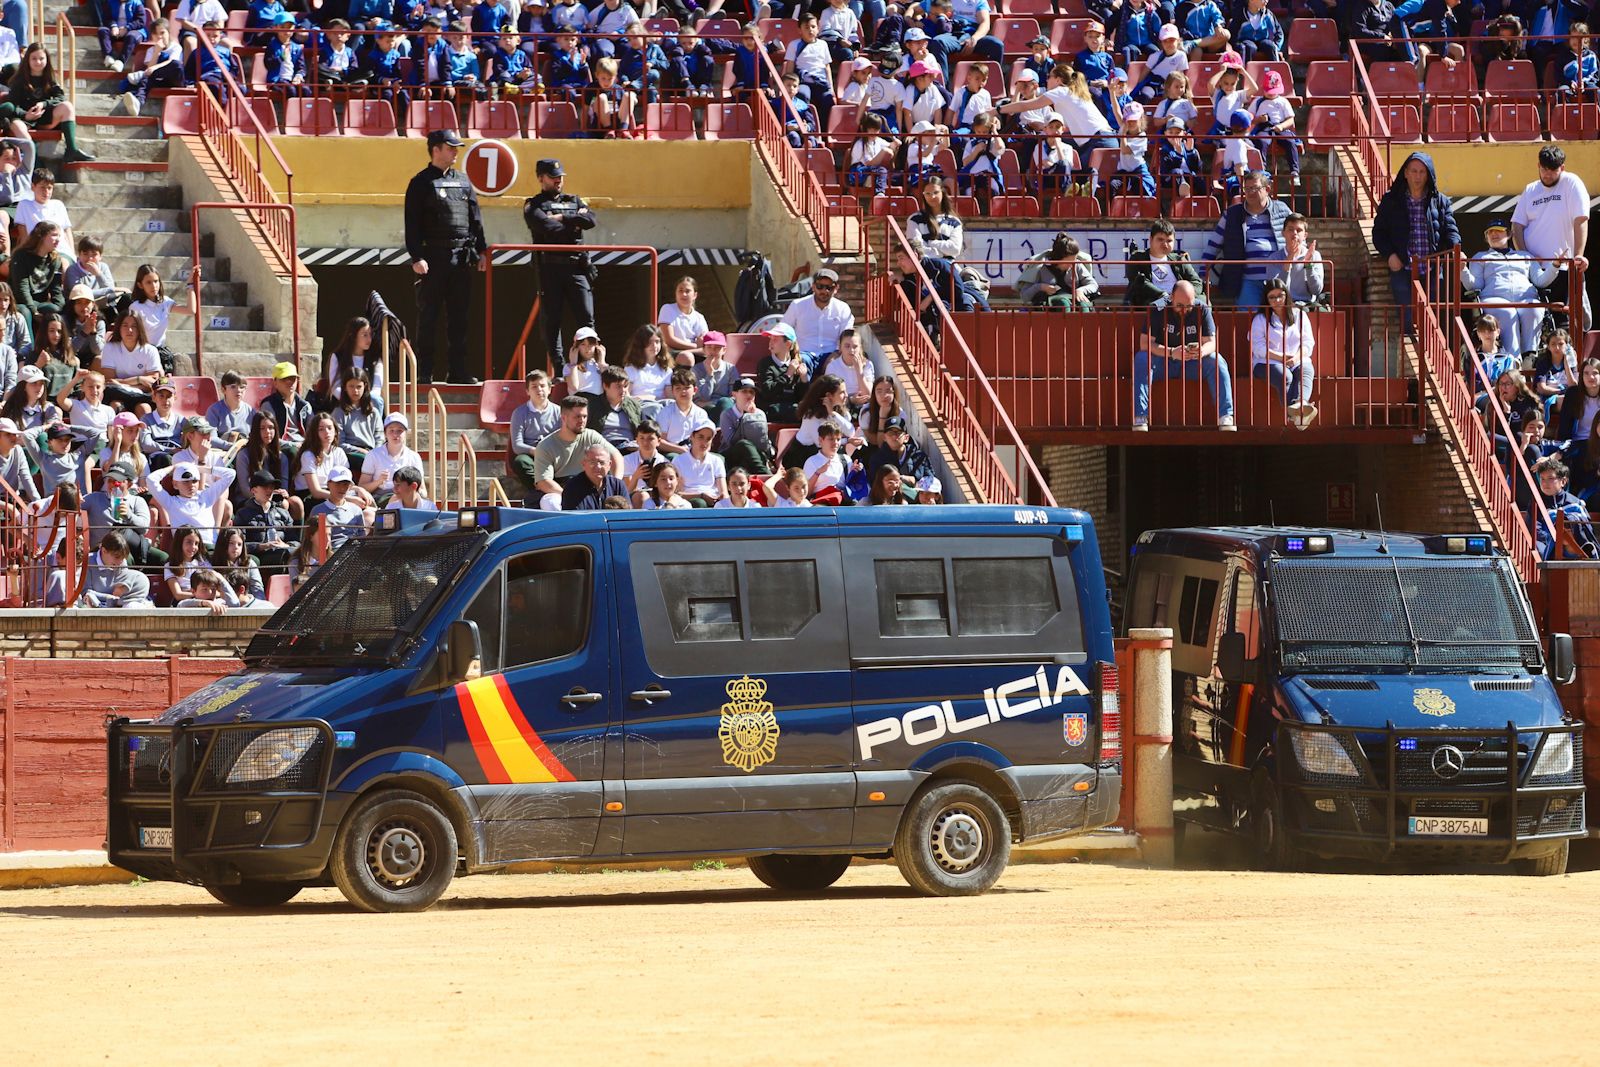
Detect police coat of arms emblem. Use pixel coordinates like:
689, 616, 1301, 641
1413, 688, 1456, 717
719, 675, 780, 772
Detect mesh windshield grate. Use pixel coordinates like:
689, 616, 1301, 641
1272, 560, 1537, 668
251, 535, 482, 659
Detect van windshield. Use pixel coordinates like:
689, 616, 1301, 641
245, 534, 484, 665
1270, 557, 1541, 672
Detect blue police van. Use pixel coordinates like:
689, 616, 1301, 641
107, 505, 1122, 911
1123, 527, 1584, 875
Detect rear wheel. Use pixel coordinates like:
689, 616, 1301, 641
1513, 841, 1569, 877
894, 780, 1012, 896
204, 879, 305, 908
330, 789, 458, 913
747, 853, 852, 892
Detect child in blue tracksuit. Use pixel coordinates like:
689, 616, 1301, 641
616, 25, 666, 101
730, 26, 769, 97
1231, 0, 1284, 63
776, 71, 821, 149
678, 28, 721, 99
263, 14, 306, 96
1560, 25, 1598, 100
1075, 22, 1117, 115
359, 22, 411, 115
245, 0, 285, 45
471, 0, 513, 40
1019, 34, 1054, 84
546, 30, 590, 101
120, 17, 182, 108
185, 20, 244, 102
1183, 0, 1229, 57
1110, 0, 1162, 69
487, 30, 538, 97
97, 0, 148, 72
1156, 116, 1202, 199
1098, 67, 1134, 126
440, 21, 488, 99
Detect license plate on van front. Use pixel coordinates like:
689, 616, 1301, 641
139, 826, 173, 850
1407, 816, 1488, 836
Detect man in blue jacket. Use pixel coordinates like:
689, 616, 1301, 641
1372, 151, 1461, 335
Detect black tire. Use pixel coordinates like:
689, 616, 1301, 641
893, 779, 1012, 896
1513, 841, 1569, 877
1251, 770, 1303, 872
747, 853, 853, 892
205, 879, 305, 908
329, 789, 458, 913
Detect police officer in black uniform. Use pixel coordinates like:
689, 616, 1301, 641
404, 128, 488, 385
523, 158, 596, 373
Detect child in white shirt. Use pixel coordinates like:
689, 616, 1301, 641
846, 112, 900, 196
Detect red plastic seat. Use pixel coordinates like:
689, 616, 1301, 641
1187, 60, 1225, 94
1170, 195, 1221, 220
1482, 59, 1538, 102
1426, 102, 1481, 142
247, 51, 267, 93
1246, 61, 1298, 104
756, 17, 801, 50
1001, 0, 1052, 13
801, 147, 840, 192
869, 195, 918, 216
1486, 102, 1541, 142
160, 94, 200, 136
467, 99, 522, 138
1423, 59, 1477, 102
722, 333, 768, 376
646, 102, 695, 140
1368, 62, 1420, 103
1303, 60, 1352, 99
1049, 18, 1092, 55
346, 99, 398, 137
1550, 102, 1600, 140
703, 102, 754, 140
282, 96, 338, 136
825, 106, 859, 150
1305, 104, 1353, 147
643, 16, 679, 33
992, 17, 1041, 56
1109, 195, 1159, 219
952, 195, 979, 216
698, 17, 741, 39
1382, 103, 1423, 142
223, 7, 248, 47
478, 380, 527, 428
1286, 17, 1340, 60
244, 376, 275, 409
996, 149, 1022, 193
403, 99, 456, 138
266, 574, 292, 606
1049, 195, 1102, 218
170, 375, 219, 418
228, 95, 277, 135
530, 101, 581, 138
990, 195, 1040, 216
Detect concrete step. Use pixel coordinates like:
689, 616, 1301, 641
66, 164, 176, 186
65, 206, 190, 233
196, 304, 264, 330
79, 118, 164, 140
48, 179, 182, 207
170, 329, 281, 356
77, 137, 169, 163
92, 230, 212, 258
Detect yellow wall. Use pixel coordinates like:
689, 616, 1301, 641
267, 138, 752, 210
1382, 141, 1599, 196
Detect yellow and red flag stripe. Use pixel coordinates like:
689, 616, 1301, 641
456, 674, 576, 784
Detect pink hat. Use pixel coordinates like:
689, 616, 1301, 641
701, 330, 727, 347
1219, 50, 1244, 68
111, 411, 140, 428
1261, 69, 1285, 97
907, 59, 937, 79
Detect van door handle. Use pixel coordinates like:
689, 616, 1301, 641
629, 687, 671, 704
561, 689, 604, 709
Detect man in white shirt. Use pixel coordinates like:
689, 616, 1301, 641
782, 266, 855, 373
1512, 145, 1591, 333
671, 424, 726, 506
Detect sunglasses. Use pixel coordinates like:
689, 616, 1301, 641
814, 281, 837, 290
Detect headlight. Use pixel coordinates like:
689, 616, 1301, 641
1531, 735, 1574, 778
226, 727, 320, 784
1288, 732, 1361, 779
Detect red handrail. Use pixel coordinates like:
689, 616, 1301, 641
869, 216, 1055, 507
190, 30, 295, 203
752, 47, 862, 257
482, 243, 658, 381
190, 202, 300, 377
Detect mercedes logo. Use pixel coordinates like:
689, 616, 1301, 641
1431, 744, 1466, 780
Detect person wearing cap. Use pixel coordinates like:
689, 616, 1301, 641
563, 326, 604, 397
309, 465, 373, 554
356, 19, 412, 121
66, 283, 105, 363
914, 474, 944, 504
863, 415, 933, 495
523, 157, 597, 376
717, 375, 773, 475
2, 364, 59, 430
1464, 218, 1560, 359
1248, 68, 1299, 184
1231, 0, 1284, 64
21, 421, 89, 494
138, 374, 182, 457
781, 266, 854, 373
359, 411, 425, 504
235, 468, 298, 571
404, 126, 487, 385
560, 442, 631, 512
0, 415, 39, 508
1135, 24, 1189, 104
260, 12, 306, 90
385, 465, 438, 513
83, 459, 167, 566
148, 449, 240, 548
1108, 0, 1162, 71
259, 360, 312, 451
1112, 101, 1156, 198
899, 58, 949, 132
903, 120, 949, 190
841, 55, 901, 135
508, 368, 561, 494
1074, 21, 1116, 115
1156, 116, 1203, 200
757, 320, 809, 423
691, 331, 737, 423
673, 422, 728, 506
529, 393, 624, 510
96, 410, 148, 483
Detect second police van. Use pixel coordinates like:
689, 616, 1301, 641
107, 506, 1122, 911
1123, 527, 1584, 874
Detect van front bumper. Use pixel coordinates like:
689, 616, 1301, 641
106, 718, 344, 885
1277, 721, 1585, 864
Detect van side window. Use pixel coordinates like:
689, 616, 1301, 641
748, 560, 820, 639
1230, 570, 1260, 659
1177, 575, 1219, 647
875, 559, 949, 637
658, 562, 742, 643
954, 557, 1058, 636
504, 547, 591, 669
462, 570, 504, 676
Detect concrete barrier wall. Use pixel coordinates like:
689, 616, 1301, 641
0, 657, 240, 851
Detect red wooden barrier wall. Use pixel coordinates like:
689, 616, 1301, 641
0, 657, 241, 851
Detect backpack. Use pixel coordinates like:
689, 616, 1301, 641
734, 253, 777, 326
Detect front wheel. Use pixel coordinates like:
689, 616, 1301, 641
205, 879, 306, 908
1513, 841, 1569, 877
330, 789, 458, 913
894, 780, 1012, 896
747, 853, 852, 892
1251, 770, 1305, 871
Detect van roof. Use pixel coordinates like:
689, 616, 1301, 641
383, 503, 1095, 539
1135, 526, 1505, 560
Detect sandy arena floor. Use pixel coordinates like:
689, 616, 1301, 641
2, 855, 1597, 1066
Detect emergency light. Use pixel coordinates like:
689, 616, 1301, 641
1424, 535, 1491, 555
1280, 534, 1333, 555
456, 509, 497, 531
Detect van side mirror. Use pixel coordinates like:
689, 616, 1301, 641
447, 619, 483, 684
1218, 631, 1250, 684
1549, 632, 1576, 686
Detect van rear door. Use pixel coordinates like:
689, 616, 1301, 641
609, 516, 856, 856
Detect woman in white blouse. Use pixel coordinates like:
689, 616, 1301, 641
1250, 278, 1316, 428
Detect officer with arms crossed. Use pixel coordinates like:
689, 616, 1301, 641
524, 158, 597, 375
404, 128, 488, 386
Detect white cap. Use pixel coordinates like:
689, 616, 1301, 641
916, 475, 943, 495
1159, 22, 1180, 40
910, 120, 936, 133
851, 56, 873, 70
327, 465, 354, 483
1045, 111, 1066, 125
573, 326, 600, 343
384, 411, 410, 430
1013, 68, 1039, 83
0, 417, 18, 434
173, 462, 201, 482
17, 364, 44, 384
